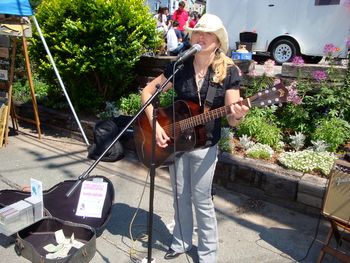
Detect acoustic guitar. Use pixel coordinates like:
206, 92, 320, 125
134, 82, 290, 168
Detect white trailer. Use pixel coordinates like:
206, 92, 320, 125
207, 0, 350, 64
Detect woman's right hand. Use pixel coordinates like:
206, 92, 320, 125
155, 122, 170, 148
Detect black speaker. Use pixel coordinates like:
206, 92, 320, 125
322, 159, 350, 225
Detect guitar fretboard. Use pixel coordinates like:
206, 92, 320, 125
178, 99, 250, 130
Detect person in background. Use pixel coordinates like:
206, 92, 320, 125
166, 20, 184, 56
141, 13, 249, 263
172, 1, 189, 39
188, 11, 201, 28
154, 6, 168, 36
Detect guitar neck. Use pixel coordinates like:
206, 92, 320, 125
179, 98, 251, 130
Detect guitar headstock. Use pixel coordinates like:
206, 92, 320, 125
248, 81, 290, 108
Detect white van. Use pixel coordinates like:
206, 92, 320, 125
207, 0, 350, 64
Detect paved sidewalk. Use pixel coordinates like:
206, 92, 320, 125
0, 127, 348, 263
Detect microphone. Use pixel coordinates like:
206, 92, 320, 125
175, 44, 201, 65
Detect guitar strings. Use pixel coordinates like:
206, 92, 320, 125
162, 105, 231, 137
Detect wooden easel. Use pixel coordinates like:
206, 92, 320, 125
318, 159, 350, 262
0, 17, 41, 147
317, 219, 350, 263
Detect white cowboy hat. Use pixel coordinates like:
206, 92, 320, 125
185, 13, 229, 53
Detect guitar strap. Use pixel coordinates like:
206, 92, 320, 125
203, 70, 217, 113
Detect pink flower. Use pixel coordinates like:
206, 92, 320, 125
287, 89, 302, 105
292, 56, 304, 66
323, 43, 337, 55
312, 70, 327, 82
286, 81, 302, 105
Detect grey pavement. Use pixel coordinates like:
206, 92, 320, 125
0, 126, 348, 263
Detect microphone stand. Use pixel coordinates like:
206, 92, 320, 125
65, 63, 184, 263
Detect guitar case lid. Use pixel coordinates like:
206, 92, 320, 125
0, 176, 115, 237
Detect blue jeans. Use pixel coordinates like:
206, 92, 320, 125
169, 145, 218, 263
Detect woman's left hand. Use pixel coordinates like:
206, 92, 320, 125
228, 97, 249, 120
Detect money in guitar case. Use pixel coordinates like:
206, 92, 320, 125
0, 176, 115, 263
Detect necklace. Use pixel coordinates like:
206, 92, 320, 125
196, 72, 206, 106
195, 68, 207, 88
194, 59, 210, 106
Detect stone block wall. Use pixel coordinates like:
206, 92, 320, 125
214, 152, 327, 216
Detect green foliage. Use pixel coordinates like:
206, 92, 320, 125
97, 101, 122, 120
311, 117, 350, 152
238, 134, 254, 150
116, 89, 176, 116
12, 74, 50, 103
289, 132, 306, 151
118, 93, 142, 116
29, 0, 162, 111
276, 60, 350, 135
278, 150, 337, 176
159, 89, 176, 107
219, 127, 234, 153
29, 0, 42, 9
236, 108, 282, 149
246, 143, 274, 160
243, 75, 275, 98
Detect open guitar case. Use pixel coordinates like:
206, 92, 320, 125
0, 175, 115, 263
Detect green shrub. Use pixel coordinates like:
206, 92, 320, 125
12, 74, 50, 103
219, 127, 234, 153
236, 108, 282, 149
116, 89, 176, 116
246, 143, 274, 160
311, 117, 350, 152
275, 56, 350, 136
29, 0, 162, 111
118, 93, 142, 116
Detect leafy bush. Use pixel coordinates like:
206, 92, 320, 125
236, 108, 282, 149
309, 140, 329, 152
246, 143, 274, 160
311, 117, 350, 152
114, 89, 176, 116
219, 127, 234, 153
238, 134, 254, 150
118, 93, 142, 116
289, 132, 306, 151
275, 52, 350, 135
12, 73, 50, 103
29, 0, 162, 111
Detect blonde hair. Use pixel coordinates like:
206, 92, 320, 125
211, 49, 235, 84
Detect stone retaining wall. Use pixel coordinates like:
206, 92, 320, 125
214, 152, 327, 216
